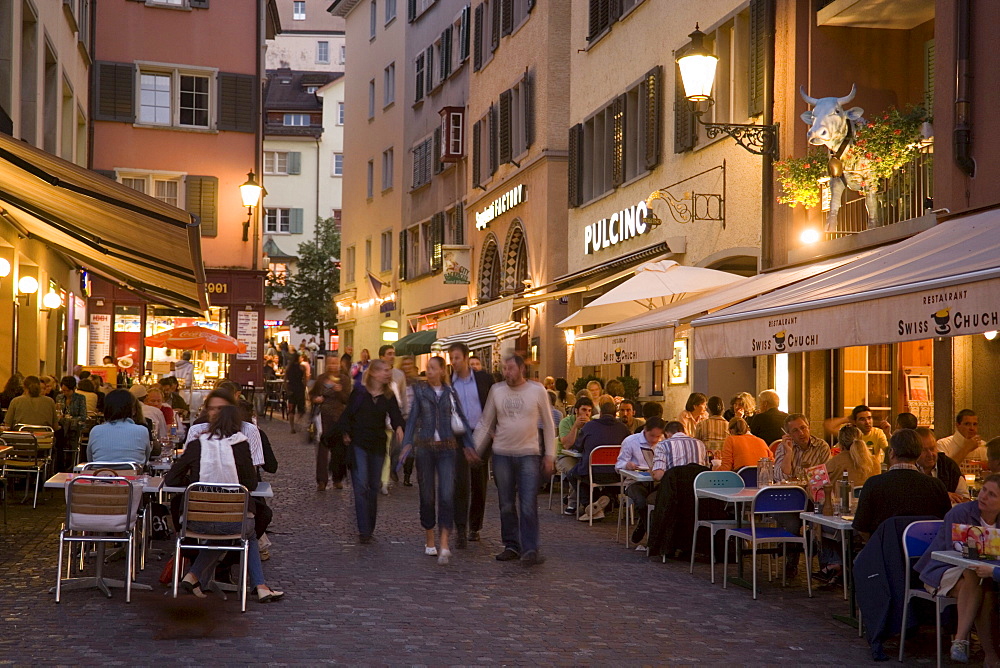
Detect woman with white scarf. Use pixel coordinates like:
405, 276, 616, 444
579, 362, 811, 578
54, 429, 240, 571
166, 405, 284, 603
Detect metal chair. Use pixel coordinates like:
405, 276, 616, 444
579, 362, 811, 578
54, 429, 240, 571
56, 474, 140, 602
898, 520, 956, 666
723, 486, 812, 600
576, 445, 623, 526
173, 482, 252, 612
546, 469, 564, 510
689, 471, 744, 581
737, 465, 758, 488
264, 380, 286, 420
1, 430, 46, 507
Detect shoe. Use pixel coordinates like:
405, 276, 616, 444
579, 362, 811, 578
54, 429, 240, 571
359, 535, 374, 544
334, 481, 343, 489
630, 522, 646, 545
811, 568, 833, 583
180, 578, 205, 597
870, 640, 890, 662
951, 639, 970, 663
403, 475, 412, 487
563, 506, 578, 516
495, 548, 520, 561
255, 587, 285, 603
468, 530, 480, 542
424, 546, 438, 556
456, 534, 468, 550
579, 510, 605, 521
438, 549, 452, 565
380, 483, 390, 496
317, 482, 327, 492
259, 547, 270, 562
521, 551, 545, 566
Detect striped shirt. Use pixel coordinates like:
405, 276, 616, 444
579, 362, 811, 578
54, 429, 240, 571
694, 415, 729, 451
187, 421, 264, 466
773, 435, 830, 474
653, 432, 708, 472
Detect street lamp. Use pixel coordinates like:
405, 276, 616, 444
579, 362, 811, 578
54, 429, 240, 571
239, 171, 263, 242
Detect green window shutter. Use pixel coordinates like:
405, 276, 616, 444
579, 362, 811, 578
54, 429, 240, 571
523, 72, 534, 149
472, 119, 482, 187
490, 0, 501, 52
748, 0, 773, 118
218, 72, 257, 133
431, 213, 444, 271
568, 123, 582, 208
93, 61, 136, 123
287, 152, 302, 174
498, 89, 512, 165
924, 39, 935, 110
289, 208, 304, 234
488, 103, 498, 175
186, 175, 218, 237
398, 230, 408, 280
473, 4, 484, 71
643, 65, 662, 169
673, 64, 695, 154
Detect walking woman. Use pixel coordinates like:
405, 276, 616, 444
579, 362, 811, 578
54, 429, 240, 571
310, 356, 351, 491
340, 359, 404, 543
400, 356, 473, 565
285, 354, 306, 434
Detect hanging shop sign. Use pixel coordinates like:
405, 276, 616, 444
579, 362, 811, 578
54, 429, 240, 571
442, 245, 472, 284
437, 297, 514, 339
584, 200, 651, 255
235, 310, 259, 361
475, 184, 526, 230
88, 313, 112, 366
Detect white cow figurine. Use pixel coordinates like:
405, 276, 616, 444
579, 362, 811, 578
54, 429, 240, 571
799, 84, 879, 231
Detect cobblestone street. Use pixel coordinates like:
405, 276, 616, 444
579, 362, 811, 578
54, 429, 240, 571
0, 420, 937, 665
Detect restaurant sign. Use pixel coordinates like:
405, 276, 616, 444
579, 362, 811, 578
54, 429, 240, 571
694, 278, 1000, 360
573, 327, 674, 367
436, 297, 514, 339
442, 245, 472, 284
475, 184, 525, 230
584, 200, 651, 255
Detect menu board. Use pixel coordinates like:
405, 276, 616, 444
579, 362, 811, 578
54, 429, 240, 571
236, 310, 258, 361
88, 313, 111, 365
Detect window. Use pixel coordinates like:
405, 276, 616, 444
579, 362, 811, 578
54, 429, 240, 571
472, 0, 500, 71
337, 101, 345, 125
293, 1, 306, 20
409, 0, 438, 20
445, 206, 464, 244
265, 208, 291, 233
154, 180, 179, 206
370, 1, 377, 38
384, 0, 396, 24
411, 136, 433, 189
332, 152, 343, 176
471, 110, 494, 188
383, 63, 395, 107
264, 150, 288, 175
178, 75, 209, 127
305, 86, 318, 94
406, 226, 421, 277
497, 75, 531, 164
365, 238, 372, 271
267, 262, 289, 285
414, 52, 426, 103
121, 177, 146, 194
421, 220, 434, 274
368, 79, 375, 118
139, 72, 171, 125
700, 13, 750, 128
119, 173, 182, 206
317, 41, 330, 64
344, 245, 356, 283
381, 147, 394, 190
380, 231, 392, 272
366, 160, 374, 197
283, 113, 310, 126
340, 45, 346, 64
842, 345, 892, 423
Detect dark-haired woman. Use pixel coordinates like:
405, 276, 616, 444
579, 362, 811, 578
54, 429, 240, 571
86, 389, 151, 464
166, 405, 283, 603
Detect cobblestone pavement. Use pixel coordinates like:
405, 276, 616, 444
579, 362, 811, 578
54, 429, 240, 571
0, 419, 954, 665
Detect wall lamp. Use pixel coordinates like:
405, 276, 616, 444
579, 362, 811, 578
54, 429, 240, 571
16, 275, 38, 306
239, 171, 263, 242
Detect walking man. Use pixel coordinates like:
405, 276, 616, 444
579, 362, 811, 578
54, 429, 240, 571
473, 355, 555, 565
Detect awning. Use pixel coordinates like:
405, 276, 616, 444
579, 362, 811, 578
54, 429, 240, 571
556, 260, 747, 328
572, 250, 875, 366
394, 329, 436, 355
0, 133, 207, 311
692, 211, 1000, 359
432, 321, 527, 352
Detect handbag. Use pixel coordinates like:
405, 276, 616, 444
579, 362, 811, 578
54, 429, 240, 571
450, 390, 466, 435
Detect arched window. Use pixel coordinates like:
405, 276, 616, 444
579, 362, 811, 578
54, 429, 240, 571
502, 219, 528, 295
478, 234, 502, 303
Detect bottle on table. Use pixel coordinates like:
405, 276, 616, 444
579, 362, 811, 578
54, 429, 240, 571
838, 471, 851, 516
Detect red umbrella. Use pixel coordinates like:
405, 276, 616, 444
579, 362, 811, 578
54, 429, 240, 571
144, 326, 247, 354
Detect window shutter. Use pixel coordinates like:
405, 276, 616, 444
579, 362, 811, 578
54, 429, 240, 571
425, 46, 435, 95
460, 5, 471, 60
611, 94, 625, 187
673, 64, 694, 154
218, 72, 258, 133
94, 169, 116, 180
431, 213, 444, 271
748, 0, 773, 118
567, 123, 582, 208
488, 103, 498, 175
433, 127, 443, 174
289, 208, 304, 234
472, 119, 482, 187
407, 0, 416, 22
490, 0, 501, 52
924, 39, 935, 110
186, 175, 218, 237
501, 0, 513, 35
473, 4, 484, 71
415, 54, 425, 102
454, 205, 464, 244
643, 65, 662, 168
442, 27, 453, 78
522, 72, 534, 149
498, 89, 512, 165
399, 230, 408, 280
189, 0, 209, 7
93, 61, 136, 123
588, 0, 614, 41
287, 151, 302, 174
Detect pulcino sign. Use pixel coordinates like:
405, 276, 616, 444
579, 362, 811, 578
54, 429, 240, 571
583, 200, 651, 254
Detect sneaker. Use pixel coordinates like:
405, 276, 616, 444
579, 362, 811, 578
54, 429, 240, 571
579, 509, 605, 521
424, 546, 438, 556
259, 547, 271, 561
951, 639, 970, 663
438, 549, 452, 565
380, 483, 390, 496
468, 530, 480, 542
495, 548, 520, 562
521, 551, 546, 566
563, 506, 578, 516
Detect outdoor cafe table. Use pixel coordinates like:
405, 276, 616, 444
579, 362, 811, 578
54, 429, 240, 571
695, 487, 758, 587
931, 550, 1000, 571
162, 480, 273, 498
801, 511, 858, 628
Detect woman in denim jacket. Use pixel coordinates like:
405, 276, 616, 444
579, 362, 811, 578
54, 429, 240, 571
400, 356, 474, 565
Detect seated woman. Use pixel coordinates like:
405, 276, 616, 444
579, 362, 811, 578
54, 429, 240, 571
76, 378, 102, 415
165, 405, 283, 603
718, 417, 771, 471
86, 390, 151, 465
917, 474, 1000, 664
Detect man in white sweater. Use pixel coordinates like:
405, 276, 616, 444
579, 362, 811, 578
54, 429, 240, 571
473, 354, 555, 566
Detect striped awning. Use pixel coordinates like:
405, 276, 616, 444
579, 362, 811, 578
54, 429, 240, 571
431, 321, 527, 352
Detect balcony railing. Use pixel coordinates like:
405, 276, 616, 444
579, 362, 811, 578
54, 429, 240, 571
825, 143, 933, 239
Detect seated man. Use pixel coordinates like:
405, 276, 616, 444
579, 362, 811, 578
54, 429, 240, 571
557, 396, 593, 513
853, 428, 951, 539
159, 376, 190, 413
824, 405, 889, 462
567, 396, 631, 518
635, 401, 663, 434
129, 384, 168, 441
651, 421, 708, 481
616, 417, 665, 544
915, 426, 968, 503
938, 409, 987, 463
618, 399, 643, 433
894, 412, 918, 433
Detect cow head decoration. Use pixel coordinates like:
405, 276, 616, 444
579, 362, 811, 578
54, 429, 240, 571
799, 84, 864, 152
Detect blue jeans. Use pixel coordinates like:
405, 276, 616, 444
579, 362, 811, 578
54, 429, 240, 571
492, 453, 541, 555
187, 518, 265, 587
351, 445, 385, 538
415, 446, 457, 530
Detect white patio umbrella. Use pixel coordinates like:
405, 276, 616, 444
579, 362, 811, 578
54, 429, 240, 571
557, 260, 748, 328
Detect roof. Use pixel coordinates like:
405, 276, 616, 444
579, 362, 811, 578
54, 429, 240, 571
264, 69, 341, 112
328, 0, 363, 18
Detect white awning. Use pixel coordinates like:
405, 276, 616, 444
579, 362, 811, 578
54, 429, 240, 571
572, 251, 873, 366
692, 211, 1000, 359
431, 321, 527, 352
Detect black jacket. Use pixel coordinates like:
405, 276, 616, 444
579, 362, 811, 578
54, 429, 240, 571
339, 386, 404, 453
747, 407, 788, 447
647, 463, 718, 558
462, 369, 494, 410
935, 453, 961, 494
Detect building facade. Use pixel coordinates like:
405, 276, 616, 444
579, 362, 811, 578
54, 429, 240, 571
267, 0, 346, 73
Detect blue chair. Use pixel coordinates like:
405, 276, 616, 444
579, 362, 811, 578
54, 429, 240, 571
898, 520, 956, 666
737, 466, 758, 488
723, 486, 812, 599
688, 471, 744, 582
